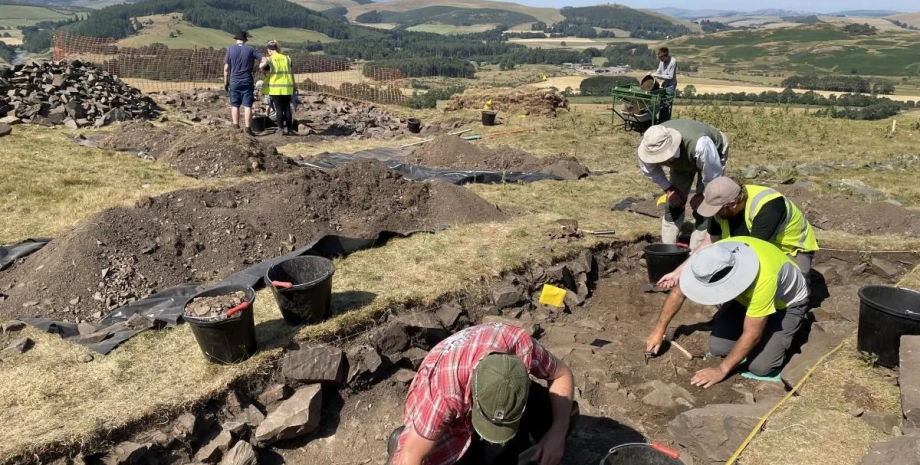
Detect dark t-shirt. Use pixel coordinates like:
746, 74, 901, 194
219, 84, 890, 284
709, 197, 787, 241
224, 44, 262, 85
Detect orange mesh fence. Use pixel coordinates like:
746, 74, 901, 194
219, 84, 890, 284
53, 31, 409, 105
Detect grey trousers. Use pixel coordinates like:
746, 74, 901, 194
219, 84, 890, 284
709, 299, 809, 376
661, 170, 709, 250
792, 251, 814, 291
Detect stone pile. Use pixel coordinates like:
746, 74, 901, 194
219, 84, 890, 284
0, 59, 157, 132
444, 85, 569, 117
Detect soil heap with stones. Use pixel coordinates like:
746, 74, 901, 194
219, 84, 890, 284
98, 122, 296, 179
405, 135, 590, 180
0, 160, 508, 321
444, 86, 569, 117
0, 59, 157, 129
150, 89, 433, 139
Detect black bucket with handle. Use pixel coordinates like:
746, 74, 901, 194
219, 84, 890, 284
265, 255, 335, 326
184, 285, 258, 365
644, 244, 690, 284
857, 285, 920, 367
482, 110, 497, 126
600, 443, 686, 465
407, 118, 421, 133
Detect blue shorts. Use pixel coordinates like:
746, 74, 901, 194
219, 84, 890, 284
229, 83, 254, 108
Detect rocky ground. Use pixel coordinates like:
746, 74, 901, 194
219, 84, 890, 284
0, 60, 157, 137
8, 237, 912, 465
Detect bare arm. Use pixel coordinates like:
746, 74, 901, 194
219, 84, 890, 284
531, 361, 574, 465
656, 233, 714, 289
394, 425, 437, 465
223, 63, 229, 85
646, 285, 688, 353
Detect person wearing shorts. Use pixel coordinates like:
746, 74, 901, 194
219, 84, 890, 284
223, 31, 262, 134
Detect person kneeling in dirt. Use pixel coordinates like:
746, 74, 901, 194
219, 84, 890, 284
656, 176, 819, 290
638, 119, 730, 251
646, 236, 810, 387
387, 322, 577, 465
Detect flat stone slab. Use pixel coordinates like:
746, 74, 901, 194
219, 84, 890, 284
860, 433, 920, 465
669, 403, 772, 463
781, 328, 843, 386
901, 336, 920, 428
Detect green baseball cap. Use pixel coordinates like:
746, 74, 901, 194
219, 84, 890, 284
471, 354, 531, 444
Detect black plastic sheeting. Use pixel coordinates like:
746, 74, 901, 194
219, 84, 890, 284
0, 238, 51, 271
295, 148, 569, 185
20, 231, 414, 354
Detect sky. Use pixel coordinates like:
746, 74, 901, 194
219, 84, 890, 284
510, 0, 916, 13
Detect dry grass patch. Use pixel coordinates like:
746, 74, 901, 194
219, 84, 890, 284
740, 337, 899, 465
0, 125, 202, 244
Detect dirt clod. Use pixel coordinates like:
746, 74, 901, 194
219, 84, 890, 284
406, 135, 589, 180
0, 160, 507, 321
186, 292, 247, 319
100, 123, 295, 179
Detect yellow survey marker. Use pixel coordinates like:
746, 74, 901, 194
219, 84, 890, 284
538, 284, 567, 308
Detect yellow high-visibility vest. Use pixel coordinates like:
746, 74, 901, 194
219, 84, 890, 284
719, 185, 819, 256
265, 53, 294, 96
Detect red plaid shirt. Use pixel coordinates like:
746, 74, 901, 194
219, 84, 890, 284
391, 323, 559, 465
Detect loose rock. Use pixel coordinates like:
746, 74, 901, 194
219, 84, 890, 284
370, 323, 410, 359
1, 337, 33, 358
173, 412, 198, 439
195, 429, 235, 463
669, 403, 772, 463
253, 384, 323, 446
859, 432, 920, 465
862, 411, 902, 434
281, 344, 345, 384
0, 122, 10, 137
257, 384, 293, 412
1, 320, 25, 333
220, 440, 258, 465
397, 313, 450, 349
901, 336, 920, 428
346, 344, 387, 384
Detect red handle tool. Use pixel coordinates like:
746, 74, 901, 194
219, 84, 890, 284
652, 443, 680, 459
225, 301, 250, 318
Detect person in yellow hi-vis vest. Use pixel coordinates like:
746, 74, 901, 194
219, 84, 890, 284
656, 176, 819, 290
259, 40, 297, 135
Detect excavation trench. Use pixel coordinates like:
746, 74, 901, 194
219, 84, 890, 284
34, 242, 919, 465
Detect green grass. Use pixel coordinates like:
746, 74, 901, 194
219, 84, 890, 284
0, 4, 77, 28
361, 6, 537, 27
118, 23, 335, 49
670, 26, 920, 76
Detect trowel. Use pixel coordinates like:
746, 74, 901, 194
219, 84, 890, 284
556, 219, 615, 236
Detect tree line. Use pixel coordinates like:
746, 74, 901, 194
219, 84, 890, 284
363, 58, 475, 79
546, 5, 693, 40
780, 74, 895, 94
355, 6, 536, 27
65, 0, 350, 40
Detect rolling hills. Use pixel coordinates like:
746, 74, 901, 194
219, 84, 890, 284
669, 24, 920, 76
0, 1, 88, 27
345, 0, 564, 25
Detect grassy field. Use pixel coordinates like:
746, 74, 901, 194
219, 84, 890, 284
889, 12, 920, 28
0, 4, 80, 28
117, 15, 336, 49
509, 36, 659, 50
3, 90, 920, 464
669, 24, 920, 77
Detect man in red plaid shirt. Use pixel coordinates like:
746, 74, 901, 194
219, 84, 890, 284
387, 322, 576, 465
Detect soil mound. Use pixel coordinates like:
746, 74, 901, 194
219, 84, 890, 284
443, 86, 569, 117
405, 135, 589, 180
0, 160, 507, 321
777, 185, 920, 236
99, 123, 295, 178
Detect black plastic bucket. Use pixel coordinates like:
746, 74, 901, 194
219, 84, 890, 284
482, 110, 497, 126
407, 118, 421, 133
644, 244, 690, 284
184, 285, 258, 365
601, 443, 686, 465
857, 285, 920, 368
265, 255, 335, 326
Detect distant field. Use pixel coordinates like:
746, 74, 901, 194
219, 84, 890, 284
818, 16, 903, 31
889, 12, 920, 28
669, 25, 920, 76
508, 36, 658, 50
346, 0, 564, 25
0, 4, 79, 28
117, 15, 336, 49
406, 24, 497, 34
